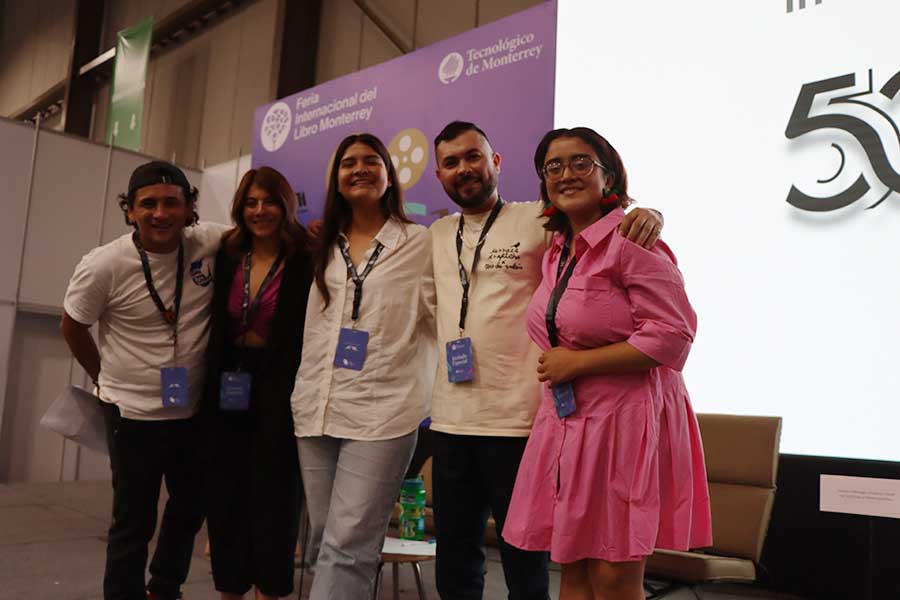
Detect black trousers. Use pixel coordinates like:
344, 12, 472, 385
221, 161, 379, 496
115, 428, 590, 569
432, 431, 550, 600
404, 424, 435, 480
205, 347, 302, 597
101, 402, 205, 600
205, 418, 301, 596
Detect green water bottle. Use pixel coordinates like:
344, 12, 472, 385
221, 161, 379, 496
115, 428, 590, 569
399, 478, 426, 540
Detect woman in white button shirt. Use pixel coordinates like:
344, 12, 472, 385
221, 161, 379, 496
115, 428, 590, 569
291, 133, 434, 599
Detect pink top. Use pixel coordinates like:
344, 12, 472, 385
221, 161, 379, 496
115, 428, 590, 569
503, 207, 711, 563
227, 262, 283, 342
527, 207, 696, 418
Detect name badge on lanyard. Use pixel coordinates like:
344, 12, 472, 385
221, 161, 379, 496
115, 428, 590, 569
551, 382, 576, 418
446, 337, 474, 383
546, 239, 578, 418
449, 198, 504, 384
334, 238, 384, 371
335, 328, 370, 371
220, 251, 284, 410
162, 367, 189, 408
133, 232, 191, 409
220, 371, 252, 410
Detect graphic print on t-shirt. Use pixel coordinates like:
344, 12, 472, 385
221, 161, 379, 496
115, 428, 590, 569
190, 259, 212, 286
484, 242, 523, 271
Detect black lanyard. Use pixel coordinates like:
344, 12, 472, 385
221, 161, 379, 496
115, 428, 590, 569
455, 198, 504, 333
337, 237, 385, 322
132, 231, 184, 361
241, 250, 285, 332
545, 238, 576, 348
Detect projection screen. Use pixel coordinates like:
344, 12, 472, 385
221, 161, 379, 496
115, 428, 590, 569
555, 0, 900, 461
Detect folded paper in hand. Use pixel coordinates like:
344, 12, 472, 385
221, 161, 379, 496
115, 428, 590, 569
40, 385, 108, 456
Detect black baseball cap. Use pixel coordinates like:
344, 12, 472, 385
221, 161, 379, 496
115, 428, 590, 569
127, 161, 192, 198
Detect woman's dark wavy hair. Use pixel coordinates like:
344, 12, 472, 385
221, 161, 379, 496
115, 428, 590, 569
534, 127, 632, 233
314, 133, 411, 308
221, 166, 311, 259
118, 186, 200, 228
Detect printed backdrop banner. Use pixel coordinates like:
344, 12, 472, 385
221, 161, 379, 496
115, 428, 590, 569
107, 17, 153, 151
252, 1, 556, 225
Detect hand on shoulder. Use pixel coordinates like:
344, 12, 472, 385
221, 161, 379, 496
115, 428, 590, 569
617, 207, 662, 249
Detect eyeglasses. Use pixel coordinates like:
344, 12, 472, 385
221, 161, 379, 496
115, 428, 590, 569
542, 155, 606, 180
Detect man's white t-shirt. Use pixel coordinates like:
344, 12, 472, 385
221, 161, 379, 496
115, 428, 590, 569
63, 223, 226, 420
429, 200, 548, 437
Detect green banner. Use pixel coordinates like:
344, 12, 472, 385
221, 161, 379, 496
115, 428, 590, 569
106, 17, 153, 150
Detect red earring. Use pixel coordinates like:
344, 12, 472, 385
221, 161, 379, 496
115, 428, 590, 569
600, 189, 620, 206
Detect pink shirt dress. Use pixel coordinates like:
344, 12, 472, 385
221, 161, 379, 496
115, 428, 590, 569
502, 208, 712, 563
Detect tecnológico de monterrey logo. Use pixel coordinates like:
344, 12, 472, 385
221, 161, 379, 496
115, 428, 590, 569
438, 52, 464, 84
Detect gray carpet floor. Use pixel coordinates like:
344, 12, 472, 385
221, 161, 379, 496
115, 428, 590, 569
0, 481, 805, 600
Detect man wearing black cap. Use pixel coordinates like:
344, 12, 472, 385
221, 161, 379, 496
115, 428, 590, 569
61, 161, 226, 600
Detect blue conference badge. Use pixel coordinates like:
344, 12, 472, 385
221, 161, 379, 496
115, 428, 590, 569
335, 328, 369, 371
161, 367, 189, 408
551, 382, 576, 418
220, 371, 251, 411
446, 337, 474, 383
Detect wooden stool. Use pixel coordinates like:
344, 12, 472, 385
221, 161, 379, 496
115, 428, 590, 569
373, 552, 434, 600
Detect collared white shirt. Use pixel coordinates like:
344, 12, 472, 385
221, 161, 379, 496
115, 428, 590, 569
428, 200, 548, 436
291, 218, 435, 440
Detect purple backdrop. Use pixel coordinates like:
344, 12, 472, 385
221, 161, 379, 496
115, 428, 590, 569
252, 1, 556, 225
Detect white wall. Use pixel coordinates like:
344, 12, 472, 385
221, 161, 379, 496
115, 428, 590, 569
0, 313, 82, 482
0, 305, 16, 477
0, 117, 203, 483
198, 154, 253, 227
0, 119, 32, 301
0, 118, 34, 473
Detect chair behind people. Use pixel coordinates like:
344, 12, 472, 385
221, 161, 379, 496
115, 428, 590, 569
645, 413, 782, 597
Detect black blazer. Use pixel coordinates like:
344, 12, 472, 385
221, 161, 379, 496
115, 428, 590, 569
201, 244, 314, 453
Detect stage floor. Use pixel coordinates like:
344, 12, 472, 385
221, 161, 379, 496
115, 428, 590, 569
0, 481, 804, 599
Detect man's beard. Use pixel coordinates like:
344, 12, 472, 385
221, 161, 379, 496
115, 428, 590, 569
444, 172, 498, 209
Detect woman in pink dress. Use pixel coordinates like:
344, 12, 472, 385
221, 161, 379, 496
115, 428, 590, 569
502, 127, 712, 599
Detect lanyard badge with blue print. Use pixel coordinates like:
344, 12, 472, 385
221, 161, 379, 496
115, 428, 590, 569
448, 198, 504, 383
545, 238, 578, 418
132, 232, 188, 409
334, 238, 384, 371
219, 250, 284, 411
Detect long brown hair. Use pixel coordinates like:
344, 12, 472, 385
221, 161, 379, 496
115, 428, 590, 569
222, 166, 311, 258
313, 133, 411, 307
534, 127, 632, 233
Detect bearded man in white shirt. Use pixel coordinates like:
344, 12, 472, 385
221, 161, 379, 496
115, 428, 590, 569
427, 121, 663, 600
61, 161, 225, 600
